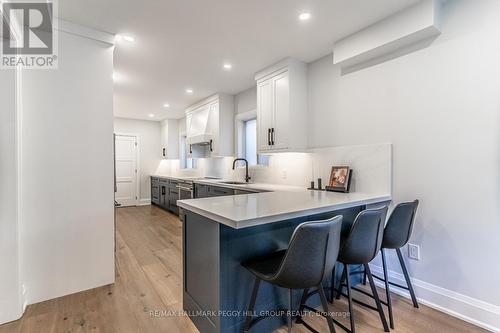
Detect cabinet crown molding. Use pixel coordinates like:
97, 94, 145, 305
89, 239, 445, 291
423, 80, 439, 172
185, 93, 230, 115
254, 57, 305, 83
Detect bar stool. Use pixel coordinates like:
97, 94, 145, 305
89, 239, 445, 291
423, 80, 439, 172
362, 200, 420, 329
241, 215, 343, 333
332, 206, 390, 333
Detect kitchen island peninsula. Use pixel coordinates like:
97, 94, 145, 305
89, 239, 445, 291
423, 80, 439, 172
178, 188, 391, 333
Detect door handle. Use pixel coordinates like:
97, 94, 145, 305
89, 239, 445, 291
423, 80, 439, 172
268, 128, 271, 146
271, 128, 275, 145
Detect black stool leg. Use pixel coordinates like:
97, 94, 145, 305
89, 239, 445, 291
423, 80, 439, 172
381, 249, 394, 329
364, 264, 390, 332
396, 248, 419, 308
296, 288, 309, 323
318, 283, 336, 333
345, 264, 355, 333
287, 289, 293, 333
243, 277, 261, 333
330, 265, 336, 302
335, 265, 347, 300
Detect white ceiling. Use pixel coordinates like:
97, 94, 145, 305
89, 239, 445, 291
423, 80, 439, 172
59, 0, 420, 120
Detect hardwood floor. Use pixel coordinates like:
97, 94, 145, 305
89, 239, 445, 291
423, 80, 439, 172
0, 205, 487, 333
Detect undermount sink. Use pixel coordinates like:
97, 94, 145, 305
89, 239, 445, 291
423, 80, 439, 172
218, 181, 249, 185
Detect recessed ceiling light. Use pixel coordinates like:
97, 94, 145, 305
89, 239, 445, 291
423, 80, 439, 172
186, 88, 193, 94
298, 12, 311, 21
115, 34, 135, 43
163, 103, 170, 108
223, 63, 232, 70
148, 113, 155, 118
112, 71, 129, 84
122, 35, 135, 42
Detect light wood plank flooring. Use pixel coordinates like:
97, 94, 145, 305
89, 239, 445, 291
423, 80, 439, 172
0, 205, 487, 333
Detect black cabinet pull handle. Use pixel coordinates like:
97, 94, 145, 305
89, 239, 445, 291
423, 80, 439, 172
271, 128, 275, 145
268, 128, 271, 146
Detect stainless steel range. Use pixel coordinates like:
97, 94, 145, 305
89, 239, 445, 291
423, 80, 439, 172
177, 179, 194, 200
176, 180, 193, 223
177, 177, 220, 221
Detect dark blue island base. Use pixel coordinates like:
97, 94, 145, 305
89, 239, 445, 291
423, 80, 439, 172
182, 206, 365, 333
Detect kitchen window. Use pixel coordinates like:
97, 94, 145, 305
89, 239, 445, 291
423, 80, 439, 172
236, 112, 268, 166
180, 134, 196, 169
244, 119, 258, 165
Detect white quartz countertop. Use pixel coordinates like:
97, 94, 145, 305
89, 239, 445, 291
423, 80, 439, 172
151, 175, 201, 181
151, 175, 305, 192
177, 191, 392, 229
191, 179, 305, 193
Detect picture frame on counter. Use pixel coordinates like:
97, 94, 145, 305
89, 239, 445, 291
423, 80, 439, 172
326, 166, 352, 193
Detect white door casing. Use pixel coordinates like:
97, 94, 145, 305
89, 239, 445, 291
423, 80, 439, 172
115, 134, 138, 207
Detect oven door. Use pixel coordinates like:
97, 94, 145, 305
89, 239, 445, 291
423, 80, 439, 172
177, 186, 193, 200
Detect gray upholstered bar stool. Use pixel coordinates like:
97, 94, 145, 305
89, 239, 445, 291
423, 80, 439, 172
241, 215, 343, 333
363, 200, 420, 329
331, 206, 390, 333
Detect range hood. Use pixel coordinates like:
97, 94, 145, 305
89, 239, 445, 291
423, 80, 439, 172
186, 104, 212, 146
184, 93, 234, 157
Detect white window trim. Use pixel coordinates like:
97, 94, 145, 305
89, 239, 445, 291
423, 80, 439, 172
178, 131, 197, 170
234, 110, 268, 169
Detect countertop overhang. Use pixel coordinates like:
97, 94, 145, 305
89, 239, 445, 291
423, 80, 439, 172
178, 191, 391, 229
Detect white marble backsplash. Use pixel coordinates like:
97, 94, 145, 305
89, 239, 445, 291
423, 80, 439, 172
155, 143, 392, 195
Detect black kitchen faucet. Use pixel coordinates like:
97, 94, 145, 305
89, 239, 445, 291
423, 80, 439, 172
232, 158, 251, 183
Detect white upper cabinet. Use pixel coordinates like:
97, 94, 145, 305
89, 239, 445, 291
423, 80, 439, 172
255, 58, 307, 153
272, 71, 290, 150
160, 119, 179, 159
257, 79, 273, 152
185, 93, 234, 157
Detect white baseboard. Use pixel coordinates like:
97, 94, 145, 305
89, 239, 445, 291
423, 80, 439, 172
369, 264, 500, 332
138, 198, 151, 206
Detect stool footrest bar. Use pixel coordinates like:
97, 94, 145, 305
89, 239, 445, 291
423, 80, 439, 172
372, 272, 411, 291
302, 305, 351, 333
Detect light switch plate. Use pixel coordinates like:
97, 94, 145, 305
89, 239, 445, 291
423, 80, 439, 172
408, 243, 420, 260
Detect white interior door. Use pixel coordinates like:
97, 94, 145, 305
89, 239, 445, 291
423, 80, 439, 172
115, 135, 138, 207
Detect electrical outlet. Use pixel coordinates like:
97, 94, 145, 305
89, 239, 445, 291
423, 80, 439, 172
408, 243, 420, 260
281, 170, 287, 179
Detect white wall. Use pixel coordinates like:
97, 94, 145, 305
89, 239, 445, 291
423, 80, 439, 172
308, 0, 500, 328
178, 117, 186, 134
0, 69, 22, 323
20, 31, 115, 304
114, 118, 162, 203
234, 87, 257, 114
